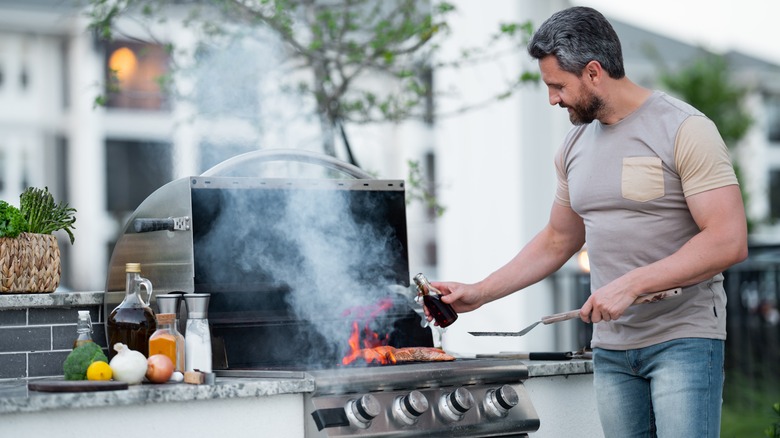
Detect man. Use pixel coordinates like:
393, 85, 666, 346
430, 6, 748, 437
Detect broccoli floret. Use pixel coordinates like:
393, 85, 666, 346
63, 342, 109, 380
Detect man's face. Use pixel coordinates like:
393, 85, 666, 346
539, 56, 604, 125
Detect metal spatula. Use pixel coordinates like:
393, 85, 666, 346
469, 287, 682, 337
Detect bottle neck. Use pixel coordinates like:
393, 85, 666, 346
124, 272, 145, 303
155, 314, 176, 331
126, 271, 140, 291
76, 314, 92, 334
416, 279, 437, 297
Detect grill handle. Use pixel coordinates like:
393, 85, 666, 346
200, 149, 373, 179
133, 217, 191, 233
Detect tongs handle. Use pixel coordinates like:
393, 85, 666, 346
541, 287, 683, 325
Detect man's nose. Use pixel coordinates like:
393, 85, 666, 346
548, 90, 561, 106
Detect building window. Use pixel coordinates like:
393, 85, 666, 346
0, 149, 5, 192
105, 139, 172, 213
769, 170, 780, 222
768, 94, 780, 144
104, 41, 170, 111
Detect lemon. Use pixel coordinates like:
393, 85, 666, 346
86, 361, 113, 381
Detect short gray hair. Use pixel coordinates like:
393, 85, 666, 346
527, 6, 625, 79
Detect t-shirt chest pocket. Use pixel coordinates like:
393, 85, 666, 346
621, 156, 665, 202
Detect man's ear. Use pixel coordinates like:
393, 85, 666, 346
584, 60, 602, 84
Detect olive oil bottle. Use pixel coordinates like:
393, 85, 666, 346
107, 263, 157, 359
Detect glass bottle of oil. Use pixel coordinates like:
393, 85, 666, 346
73, 310, 94, 348
413, 273, 458, 328
107, 263, 157, 359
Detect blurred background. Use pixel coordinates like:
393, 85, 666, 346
0, 0, 778, 435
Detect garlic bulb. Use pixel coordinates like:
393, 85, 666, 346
109, 343, 148, 384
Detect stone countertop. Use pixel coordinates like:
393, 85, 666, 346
0, 290, 103, 309
0, 375, 316, 415
525, 359, 594, 377
0, 359, 591, 416
0, 291, 592, 415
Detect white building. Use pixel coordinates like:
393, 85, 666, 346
1, 0, 778, 355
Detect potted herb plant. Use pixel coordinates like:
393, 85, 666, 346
0, 187, 76, 293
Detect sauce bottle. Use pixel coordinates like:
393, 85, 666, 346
413, 273, 458, 328
73, 310, 94, 348
149, 313, 184, 372
107, 263, 157, 359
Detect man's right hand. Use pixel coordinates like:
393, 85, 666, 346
431, 281, 485, 314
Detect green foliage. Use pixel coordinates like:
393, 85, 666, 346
767, 402, 780, 438
659, 55, 752, 145
658, 54, 754, 231
722, 369, 780, 437
0, 201, 28, 238
19, 187, 77, 244
406, 159, 445, 217
63, 343, 108, 380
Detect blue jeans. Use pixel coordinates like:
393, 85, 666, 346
593, 338, 724, 438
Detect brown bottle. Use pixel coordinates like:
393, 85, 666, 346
413, 273, 458, 328
107, 263, 157, 359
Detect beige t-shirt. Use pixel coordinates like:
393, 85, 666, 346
554, 91, 738, 350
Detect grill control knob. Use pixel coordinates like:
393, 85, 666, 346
439, 387, 475, 421
484, 384, 520, 418
345, 394, 381, 429
392, 390, 429, 425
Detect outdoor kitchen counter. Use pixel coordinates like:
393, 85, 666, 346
522, 358, 603, 438
0, 361, 590, 416
0, 375, 314, 437
1, 291, 601, 437
0, 375, 315, 415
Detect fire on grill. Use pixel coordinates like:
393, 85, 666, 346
340, 298, 455, 366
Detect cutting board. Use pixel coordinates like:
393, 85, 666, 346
28, 380, 129, 393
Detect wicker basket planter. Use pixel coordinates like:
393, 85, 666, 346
0, 232, 61, 293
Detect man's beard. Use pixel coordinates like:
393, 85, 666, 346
563, 92, 605, 125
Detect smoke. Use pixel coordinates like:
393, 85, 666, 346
182, 25, 325, 170
194, 181, 412, 367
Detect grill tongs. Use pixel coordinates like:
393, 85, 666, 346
469, 287, 683, 337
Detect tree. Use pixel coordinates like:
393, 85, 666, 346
657, 54, 754, 230
86, 0, 538, 164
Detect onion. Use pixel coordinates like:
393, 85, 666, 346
146, 354, 175, 383
109, 343, 148, 385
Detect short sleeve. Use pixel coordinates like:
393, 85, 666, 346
554, 146, 571, 207
674, 116, 739, 197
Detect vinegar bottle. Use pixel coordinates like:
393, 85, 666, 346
413, 273, 458, 328
107, 263, 157, 359
73, 310, 94, 348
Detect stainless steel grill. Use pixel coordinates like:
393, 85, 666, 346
103, 150, 540, 437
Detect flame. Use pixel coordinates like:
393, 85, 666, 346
341, 298, 397, 366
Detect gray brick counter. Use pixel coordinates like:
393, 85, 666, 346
0, 291, 105, 380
